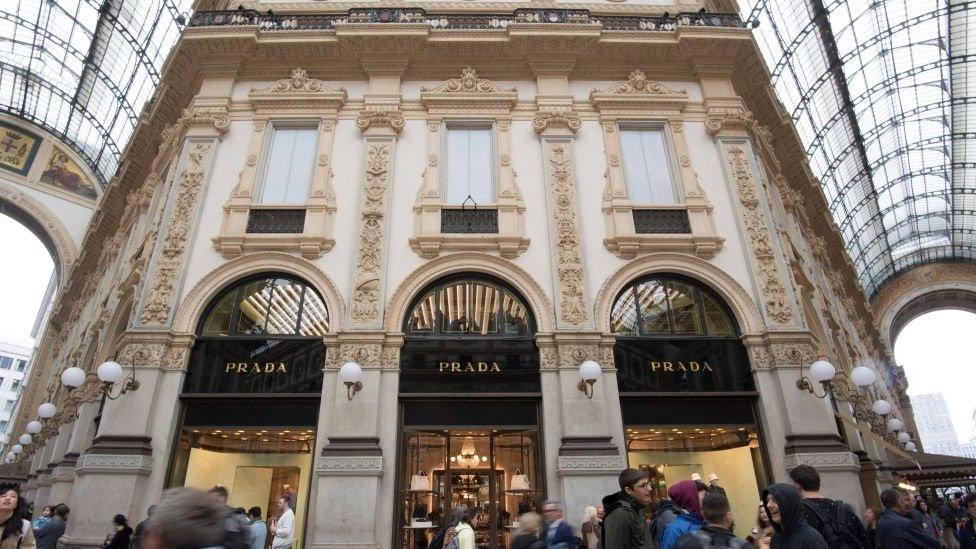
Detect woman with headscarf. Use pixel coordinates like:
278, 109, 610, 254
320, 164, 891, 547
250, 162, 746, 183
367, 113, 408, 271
660, 480, 705, 549
761, 484, 828, 549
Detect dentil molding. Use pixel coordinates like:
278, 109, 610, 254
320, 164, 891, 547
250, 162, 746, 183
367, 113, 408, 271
783, 452, 859, 472
75, 454, 153, 475
557, 455, 627, 476
315, 456, 384, 476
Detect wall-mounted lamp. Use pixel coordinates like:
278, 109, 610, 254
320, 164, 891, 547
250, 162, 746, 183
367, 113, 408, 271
4, 452, 12, 463
887, 417, 904, 432
60, 367, 86, 391
905, 441, 917, 452
96, 360, 140, 400
38, 403, 57, 419
577, 360, 602, 399
872, 399, 892, 415
17, 434, 30, 446
796, 359, 835, 398
338, 362, 363, 401
175, 11, 190, 26
897, 431, 911, 444
11, 445, 22, 455
25, 421, 42, 435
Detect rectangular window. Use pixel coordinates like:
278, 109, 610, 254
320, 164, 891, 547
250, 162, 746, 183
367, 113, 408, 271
446, 126, 493, 205
2, 401, 13, 412
10, 380, 19, 391
0, 421, 7, 433
619, 128, 677, 204
260, 127, 317, 204
0, 358, 10, 370
14, 360, 25, 372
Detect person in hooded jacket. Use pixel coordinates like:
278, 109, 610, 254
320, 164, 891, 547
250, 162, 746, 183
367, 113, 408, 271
601, 468, 654, 549
660, 481, 706, 549
761, 484, 828, 549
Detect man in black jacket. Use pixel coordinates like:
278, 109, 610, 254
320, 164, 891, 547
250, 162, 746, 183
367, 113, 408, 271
762, 484, 828, 549
876, 488, 940, 549
789, 465, 869, 548
675, 492, 754, 549
602, 468, 654, 549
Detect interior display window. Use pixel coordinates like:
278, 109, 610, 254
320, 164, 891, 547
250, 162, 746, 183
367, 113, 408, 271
200, 275, 329, 337
404, 279, 533, 337
170, 428, 315, 549
618, 128, 677, 204
446, 126, 493, 205
260, 127, 317, 204
400, 429, 541, 549
626, 425, 768, 532
611, 276, 737, 337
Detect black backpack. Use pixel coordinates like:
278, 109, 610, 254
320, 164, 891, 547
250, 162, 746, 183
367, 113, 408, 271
801, 499, 865, 549
649, 506, 682, 548
687, 530, 747, 548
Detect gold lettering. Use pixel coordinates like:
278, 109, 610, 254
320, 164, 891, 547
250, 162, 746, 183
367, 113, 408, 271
490, 362, 501, 372
439, 362, 450, 372
451, 362, 461, 372
463, 363, 475, 372
225, 363, 235, 373
650, 362, 661, 372
277, 363, 287, 373
690, 361, 700, 372
703, 361, 714, 372
663, 362, 674, 372
237, 363, 247, 373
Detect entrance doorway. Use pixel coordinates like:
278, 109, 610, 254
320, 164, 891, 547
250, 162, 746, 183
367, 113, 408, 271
395, 276, 542, 549
401, 428, 541, 548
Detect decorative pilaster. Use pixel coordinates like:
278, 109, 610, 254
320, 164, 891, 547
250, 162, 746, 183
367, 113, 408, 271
139, 140, 217, 326
535, 115, 588, 327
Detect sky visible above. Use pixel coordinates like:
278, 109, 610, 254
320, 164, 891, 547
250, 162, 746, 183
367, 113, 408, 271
0, 214, 54, 348
895, 309, 976, 443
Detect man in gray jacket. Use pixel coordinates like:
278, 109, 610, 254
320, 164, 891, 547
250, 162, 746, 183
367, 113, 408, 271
34, 504, 69, 549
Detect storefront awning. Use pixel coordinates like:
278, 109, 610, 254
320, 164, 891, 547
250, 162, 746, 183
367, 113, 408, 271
889, 451, 976, 485
835, 413, 915, 462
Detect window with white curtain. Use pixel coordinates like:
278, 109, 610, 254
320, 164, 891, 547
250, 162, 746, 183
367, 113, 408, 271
446, 126, 494, 204
260, 127, 317, 203
619, 128, 678, 204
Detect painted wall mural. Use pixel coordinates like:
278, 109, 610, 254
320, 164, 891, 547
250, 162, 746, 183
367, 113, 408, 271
39, 146, 98, 201
0, 120, 42, 176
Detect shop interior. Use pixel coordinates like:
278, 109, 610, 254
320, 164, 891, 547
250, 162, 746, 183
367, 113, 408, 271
171, 428, 315, 548
626, 424, 767, 530
399, 429, 541, 549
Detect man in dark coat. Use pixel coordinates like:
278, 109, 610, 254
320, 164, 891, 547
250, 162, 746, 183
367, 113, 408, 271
602, 468, 654, 549
35, 504, 69, 549
762, 484, 828, 549
675, 491, 755, 549
876, 488, 940, 549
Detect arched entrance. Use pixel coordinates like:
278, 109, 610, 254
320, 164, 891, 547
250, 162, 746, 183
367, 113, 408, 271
609, 274, 772, 519
395, 275, 542, 549
165, 273, 330, 548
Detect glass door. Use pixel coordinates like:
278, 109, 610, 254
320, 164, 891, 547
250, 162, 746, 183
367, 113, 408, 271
399, 429, 541, 549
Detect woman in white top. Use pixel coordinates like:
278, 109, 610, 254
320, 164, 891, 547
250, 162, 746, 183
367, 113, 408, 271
452, 507, 476, 549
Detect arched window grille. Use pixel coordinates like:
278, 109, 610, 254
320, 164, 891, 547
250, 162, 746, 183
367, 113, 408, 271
198, 274, 328, 337
404, 277, 534, 336
610, 275, 737, 337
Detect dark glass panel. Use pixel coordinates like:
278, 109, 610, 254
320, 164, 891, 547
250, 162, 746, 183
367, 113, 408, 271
408, 291, 437, 333
702, 293, 733, 336
202, 290, 236, 336
233, 279, 275, 335
667, 282, 702, 334
265, 279, 303, 335
610, 288, 639, 335
636, 281, 670, 334
503, 293, 530, 335
298, 286, 329, 336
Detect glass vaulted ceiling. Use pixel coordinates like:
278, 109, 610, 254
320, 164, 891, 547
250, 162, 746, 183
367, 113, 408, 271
0, 0, 192, 187
741, 0, 976, 295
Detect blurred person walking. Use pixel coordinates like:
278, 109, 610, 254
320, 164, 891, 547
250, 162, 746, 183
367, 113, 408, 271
581, 506, 602, 549
140, 488, 225, 549
511, 512, 545, 549
208, 486, 252, 549
541, 501, 573, 549
131, 506, 154, 549
101, 514, 133, 549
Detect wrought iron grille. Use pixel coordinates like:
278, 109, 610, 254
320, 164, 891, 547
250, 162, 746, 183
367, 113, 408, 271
246, 209, 307, 234
441, 209, 499, 234
632, 209, 692, 234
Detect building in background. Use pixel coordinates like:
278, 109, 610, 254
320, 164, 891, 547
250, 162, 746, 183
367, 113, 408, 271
0, 342, 31, 447
911, 393, 965, 457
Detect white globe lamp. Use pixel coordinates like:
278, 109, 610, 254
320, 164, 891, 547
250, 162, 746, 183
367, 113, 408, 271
60, 367, 86, 389
897, 432, 911, 444
887, 418, 904, 432
577, 360, 602, 399
905, 441, 917, 452
11, 445, 23, 455
37, 403, 57, 419
872, 399, 892, 416
25, 421, 42, 435
809, 360, 836, 383
850, 366, 876, 387
97, 361, 124, 384
4, 452, 13, 461
338, 362, 363, 400
17, 434, 30, 446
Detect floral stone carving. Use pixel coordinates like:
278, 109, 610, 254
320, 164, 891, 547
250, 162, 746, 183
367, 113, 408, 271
544, 142, 588, 325
351, 142, 394, 324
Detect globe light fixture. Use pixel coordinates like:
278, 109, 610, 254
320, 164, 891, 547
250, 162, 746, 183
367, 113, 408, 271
17, 434, 30, 446
797, 359, 835, 398
577, 360, 602, 399
850, 366, 876, 387
88, 359, 141, 400
905, 441, 917, 452
4, 452, 13, 462
11, 445, 22, 455
97, 361, 124, 384
25, 421, 42, 435
37, 403, 57, 419
872, 400, 892, 416
887, 418, 904, 432
60, 367, 86, 390
897, 432, 911, 444
338, 362, 364, 401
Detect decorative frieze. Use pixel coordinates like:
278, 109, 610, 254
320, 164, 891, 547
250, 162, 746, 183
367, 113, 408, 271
140, 142, 215, 325
315, 456, 383, 476
783, 451, 859, 471
75, 454, 153, 475
557, 455, 627, 475
724, 145, 794, 325
542, 141, 588, 326
351, 141, 395, 325
355, 110, 405, 134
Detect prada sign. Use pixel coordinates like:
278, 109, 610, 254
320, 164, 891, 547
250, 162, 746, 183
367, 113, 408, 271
400, 338, 539, 393
184, 339, 325, 394
615, 338, 753, 393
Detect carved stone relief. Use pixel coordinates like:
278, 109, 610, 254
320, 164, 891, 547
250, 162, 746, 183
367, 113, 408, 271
542, 141, 588, 326
725, 145, 794, 325
141, 142, 214, 325
351, 141, 394, 325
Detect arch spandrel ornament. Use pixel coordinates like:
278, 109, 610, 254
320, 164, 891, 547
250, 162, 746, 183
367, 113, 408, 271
0, 179, 79, 279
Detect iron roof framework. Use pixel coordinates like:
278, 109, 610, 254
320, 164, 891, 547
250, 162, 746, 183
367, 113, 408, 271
741, 0, 976, 295
0, 0, 191, 187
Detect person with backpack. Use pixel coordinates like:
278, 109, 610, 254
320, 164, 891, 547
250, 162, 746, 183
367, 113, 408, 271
788, 465, 869, 549
674, 492, 755, 549
650, 495, 684, 547
762, 484, 828, 549
660, 481, 706, 549
601, 468, 654, 548
449, 507, 475, 549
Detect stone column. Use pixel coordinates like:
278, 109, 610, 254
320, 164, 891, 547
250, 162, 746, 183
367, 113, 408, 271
61, 105, 224, 545
533, 81, 625, 524
32, 436, 57, 508
307, 62, 404, 548
49, 401, 99, 507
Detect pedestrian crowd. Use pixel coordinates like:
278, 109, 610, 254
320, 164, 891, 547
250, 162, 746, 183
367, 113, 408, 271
0, 464, 973, 549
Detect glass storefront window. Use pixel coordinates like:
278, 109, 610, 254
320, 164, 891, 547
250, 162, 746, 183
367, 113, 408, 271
404, 278, 534, 337
200, 274, 329, 337
610, 276, 737, 337
169, 428, 315, 548
625, 425, 768, 533
399, 429, 541, 549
